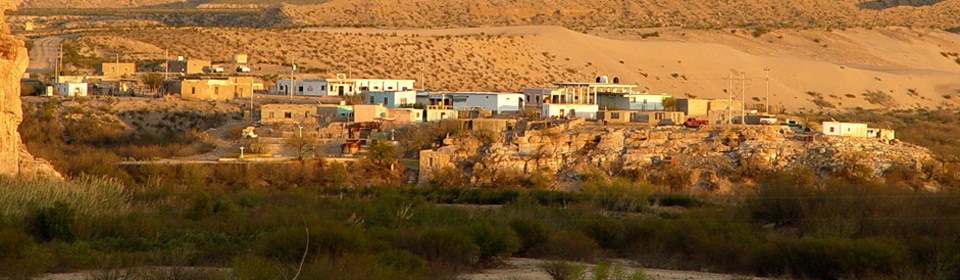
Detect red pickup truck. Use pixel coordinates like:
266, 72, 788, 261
684, 118, 709, 128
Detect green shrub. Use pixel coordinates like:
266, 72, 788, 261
581, 217, 626, 250
0, 229, 53, 279
468, 222, 521, 263
395, 227, 479, 267
531, 230, 600, 262
510, 219, 549, 254
541, 260, 585, 280
26, 202, 76, 243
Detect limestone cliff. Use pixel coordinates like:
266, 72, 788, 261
0, 0, 60, 179
421, 122, 939, 193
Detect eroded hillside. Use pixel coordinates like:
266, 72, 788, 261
275, 0, 960, 29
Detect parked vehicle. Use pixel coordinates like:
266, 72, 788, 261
684, 118, 709, 128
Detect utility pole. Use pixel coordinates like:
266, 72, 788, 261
764, 67, 771, 114
289, 57, 297, 100
56, 42, 62, 83
725, 72, 734, 126
737, 72, 752, 125
164, 49, 169, 81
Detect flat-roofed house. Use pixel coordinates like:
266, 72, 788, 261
261, 104, 318, 125
449, 92, 525, 114
97, 63, 136, 79
178, 77, 254, 101
366, 91, 417, 108
277, 78, 415, 96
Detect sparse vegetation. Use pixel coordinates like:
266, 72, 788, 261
862, 90, 897, 107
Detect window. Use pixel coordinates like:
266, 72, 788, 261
370, 96, 375, 103
383, 97, 388, 104
402, 87, 410, 90
321, 85, 326, 91
305, 111, 310, 118
284, 112, 292, 118
214, 87, 219, 95
299, 86, 304, 92
830, 127, 836, 133
400, 98, 408, 104
269, 112, 274, 118
191, 87, 196, 95
611, 112, 621, 119
388, 86, 394, 90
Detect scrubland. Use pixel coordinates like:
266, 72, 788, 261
3, 98, 960, 279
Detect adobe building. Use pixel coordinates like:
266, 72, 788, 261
177, 77, 254, 101
261, 104, 319, 125
168, 59, 211, 75
97, 63, 136, 79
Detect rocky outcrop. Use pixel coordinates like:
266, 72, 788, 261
421, 123, 937, 192
0, 1, 60, 179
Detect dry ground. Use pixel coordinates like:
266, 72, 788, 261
73, 25, 960, 111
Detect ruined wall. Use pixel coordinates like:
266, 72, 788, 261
0, 1, 60, 179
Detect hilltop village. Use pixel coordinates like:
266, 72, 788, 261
19, 53, 938, 191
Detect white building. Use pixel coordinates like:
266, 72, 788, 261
366, 91, 417, 108
55, 82, 88, 97
522, 88, 559, 108
276, 78, 415, 97
449, 92, 525, 114
822, 122, 869, 137
823, 121, 896, 140
542, 104, 599, 119
597, 92, 672, 111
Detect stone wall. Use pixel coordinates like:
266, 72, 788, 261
0, 1, 60, 179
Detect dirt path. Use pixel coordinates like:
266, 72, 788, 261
26, 35, 74, 73
459, 258, 766, 280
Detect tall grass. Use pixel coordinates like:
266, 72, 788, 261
0, 176, 130, 217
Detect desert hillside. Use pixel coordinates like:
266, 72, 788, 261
274, 0, 960, 29
12, 0, 960, 29
76, 26, 960, 111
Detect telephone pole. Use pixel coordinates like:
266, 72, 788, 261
724, 73, 734, 126
740, 72, 747, 126
289, 57, 297, 100
764, 67, 771, 113
56, 43, 62, 83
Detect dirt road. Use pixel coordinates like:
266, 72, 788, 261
27, 35, 75, 74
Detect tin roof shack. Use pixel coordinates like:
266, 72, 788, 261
598, 110, 685, 125
97, 63, 136, 79
178, 77, 254, 101
261, 104, 318, 125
